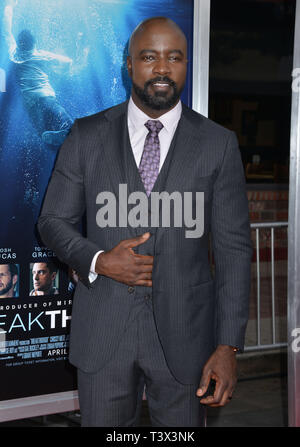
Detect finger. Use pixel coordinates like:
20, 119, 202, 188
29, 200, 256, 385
224, 392, 233, 404
212, 380, 227, 404
215, 389, 232, 407
220, 382, 235, 406
206, 392, 233, 408
135, 279, 152, 287
224, 387, 235, 404
200, 380, 228, 406
199, 374, 222, 403
137, 272, 152, 280
198, 394, 216, 405
138, 265, 153, 273
133, 254, 154, 265
196, 369, 212, 398
122, 233, 151, 249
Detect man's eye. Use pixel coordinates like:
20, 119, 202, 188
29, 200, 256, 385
143, 55, 155, 61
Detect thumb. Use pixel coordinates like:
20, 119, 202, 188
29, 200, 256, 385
123, 232, 151, 249
196, 369, 212, 397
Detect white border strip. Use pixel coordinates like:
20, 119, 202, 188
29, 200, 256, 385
0, 391, 79, 423
192, 0, 211, 116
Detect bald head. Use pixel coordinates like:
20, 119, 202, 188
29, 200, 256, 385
127, 16, 188, 117
128, 17, 187, 57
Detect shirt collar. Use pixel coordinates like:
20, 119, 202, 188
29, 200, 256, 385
128, 96, 182, 134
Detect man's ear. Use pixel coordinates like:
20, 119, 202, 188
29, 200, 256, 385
127, 55, 132, 78
12, 274, 18, 287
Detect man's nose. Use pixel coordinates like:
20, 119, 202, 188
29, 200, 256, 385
153, 57, 171, 75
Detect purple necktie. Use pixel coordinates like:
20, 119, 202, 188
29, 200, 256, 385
139, 120, 164, 196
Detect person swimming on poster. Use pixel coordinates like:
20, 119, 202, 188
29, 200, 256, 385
3, 0, 74, 146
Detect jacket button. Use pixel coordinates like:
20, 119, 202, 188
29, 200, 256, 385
144, 294, 150, 300
128, 286, 135, 294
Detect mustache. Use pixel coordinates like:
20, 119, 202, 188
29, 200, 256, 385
145, 77, 177, 88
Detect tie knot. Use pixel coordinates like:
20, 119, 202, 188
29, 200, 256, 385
145, 120, 164, 135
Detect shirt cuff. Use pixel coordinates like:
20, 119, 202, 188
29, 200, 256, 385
89, 250, 104, 283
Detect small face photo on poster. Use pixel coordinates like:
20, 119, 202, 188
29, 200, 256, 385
29, 261, 59, 296
0, 264, 19, 298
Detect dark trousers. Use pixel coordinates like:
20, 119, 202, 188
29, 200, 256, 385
77, 294, 206, 427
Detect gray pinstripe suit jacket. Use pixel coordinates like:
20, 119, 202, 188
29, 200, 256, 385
37, 100, 253, 385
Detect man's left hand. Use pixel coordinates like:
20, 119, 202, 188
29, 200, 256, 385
196, 344, 237, 407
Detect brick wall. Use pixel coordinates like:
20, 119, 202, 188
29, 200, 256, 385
247, 190, 289, 222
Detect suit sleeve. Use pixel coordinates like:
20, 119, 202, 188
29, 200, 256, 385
211, 131, 253, 351
37, 120, 100, 289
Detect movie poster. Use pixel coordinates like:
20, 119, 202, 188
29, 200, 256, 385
0, 0, 194, 402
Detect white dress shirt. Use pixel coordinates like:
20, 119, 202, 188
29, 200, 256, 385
89, 97, 182, 281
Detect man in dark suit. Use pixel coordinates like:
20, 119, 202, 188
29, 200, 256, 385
38, 17, 252, 427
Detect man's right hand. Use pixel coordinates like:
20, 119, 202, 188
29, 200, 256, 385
95, 232, 154, 287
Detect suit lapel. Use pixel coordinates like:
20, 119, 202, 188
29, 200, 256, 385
154, 106, 206, 246
161, 107, 204, 193
122, 117, 147, 198
98, 102, 128, 199
97, 102, 137, 238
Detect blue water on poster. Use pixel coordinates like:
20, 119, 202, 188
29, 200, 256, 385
0, 0, 193, 246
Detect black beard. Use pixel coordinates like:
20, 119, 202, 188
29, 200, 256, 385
132, 77, 183, 111
0, 278, 13, 296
